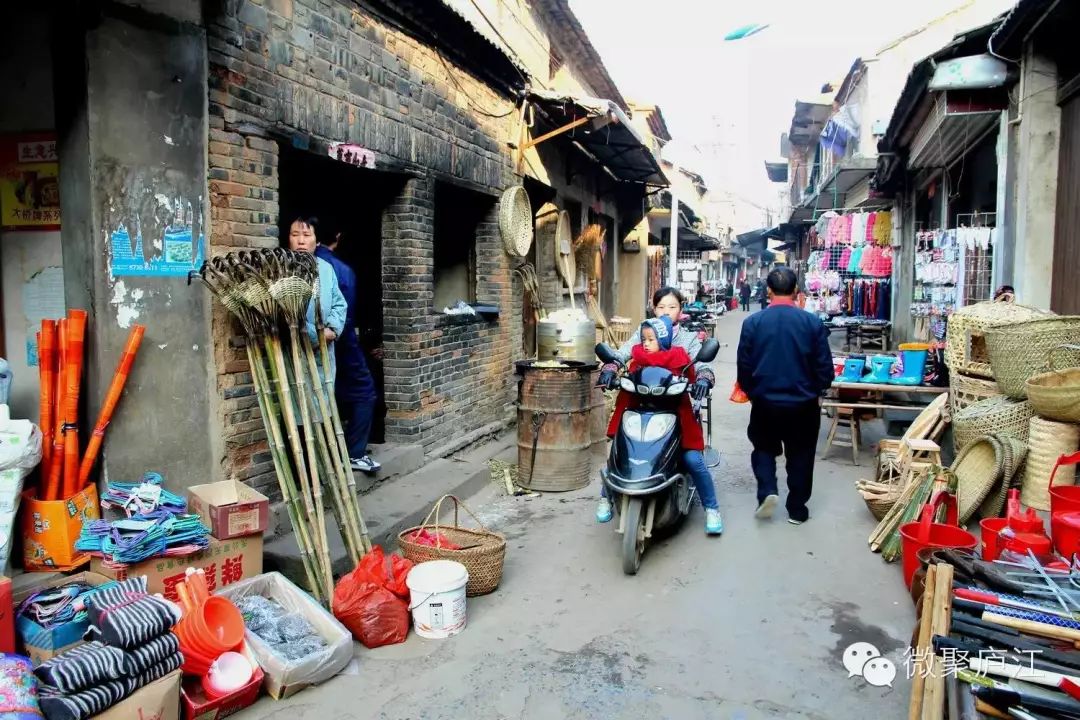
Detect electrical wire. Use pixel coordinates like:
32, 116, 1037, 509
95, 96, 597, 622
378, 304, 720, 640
432, 45, 521, 118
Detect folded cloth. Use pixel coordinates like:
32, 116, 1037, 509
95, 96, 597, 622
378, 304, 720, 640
38, 654, 180, 720
0, 654, 43, 719
86, 592, 180, 649
34, 643, 126, 694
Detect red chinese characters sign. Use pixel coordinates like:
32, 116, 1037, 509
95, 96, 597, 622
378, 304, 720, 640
0, 132, 61, 231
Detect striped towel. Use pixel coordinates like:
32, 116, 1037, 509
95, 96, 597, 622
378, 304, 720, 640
86, 592, 180, 649
38, 654, 180, 720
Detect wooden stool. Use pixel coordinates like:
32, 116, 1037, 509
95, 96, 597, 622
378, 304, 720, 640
823, 408, 862, 465
902, 438, 942, 468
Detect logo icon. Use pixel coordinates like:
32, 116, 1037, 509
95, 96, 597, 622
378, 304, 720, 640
843, 642, 897, 687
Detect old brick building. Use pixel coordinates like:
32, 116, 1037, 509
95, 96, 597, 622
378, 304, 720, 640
3, 0, 664, 498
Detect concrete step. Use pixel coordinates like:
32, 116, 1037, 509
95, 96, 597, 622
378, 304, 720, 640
263, 435, 516, 587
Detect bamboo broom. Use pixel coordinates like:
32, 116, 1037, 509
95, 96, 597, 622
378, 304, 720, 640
78, 324, 144, 485
61, 310, 88, 499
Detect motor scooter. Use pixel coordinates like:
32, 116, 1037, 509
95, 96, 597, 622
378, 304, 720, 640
595, 338, 721, 574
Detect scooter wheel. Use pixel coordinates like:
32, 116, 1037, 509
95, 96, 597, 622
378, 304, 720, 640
622, 497, 644, 575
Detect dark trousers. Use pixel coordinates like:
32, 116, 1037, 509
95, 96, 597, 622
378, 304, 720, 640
740, 298, 750, 311
747, 400, 820, 521
339, 395, 375, 459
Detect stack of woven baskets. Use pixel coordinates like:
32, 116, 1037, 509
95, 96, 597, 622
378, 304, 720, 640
944, 300, 1080, 514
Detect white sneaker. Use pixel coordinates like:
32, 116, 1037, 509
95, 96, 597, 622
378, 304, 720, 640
755, 494, 779, 520
350, 455, 381, 474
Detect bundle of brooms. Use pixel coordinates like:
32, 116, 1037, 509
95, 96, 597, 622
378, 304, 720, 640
192, 249, 371, 606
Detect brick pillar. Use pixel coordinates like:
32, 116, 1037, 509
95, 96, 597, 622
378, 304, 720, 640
475, 202, 522, 418
381, 176, 434, 442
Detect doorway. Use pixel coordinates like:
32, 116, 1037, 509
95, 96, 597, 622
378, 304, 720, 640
278, 144, 402, 444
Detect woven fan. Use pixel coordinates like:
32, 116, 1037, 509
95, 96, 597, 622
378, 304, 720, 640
575, 224, 605, 282
498, 186, 533, 258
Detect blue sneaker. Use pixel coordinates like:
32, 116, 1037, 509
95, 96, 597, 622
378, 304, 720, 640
596, 498, 613, 523
705, 508, 723, 535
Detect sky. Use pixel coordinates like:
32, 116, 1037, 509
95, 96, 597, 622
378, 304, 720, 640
568, 0, 990, 224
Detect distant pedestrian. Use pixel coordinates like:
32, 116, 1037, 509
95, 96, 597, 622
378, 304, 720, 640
756, 280, 768, 311
736, 268, 834, 525
739, 282, 751, 312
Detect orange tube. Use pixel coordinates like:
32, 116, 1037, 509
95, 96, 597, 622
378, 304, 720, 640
78, 324, 144, 485
38, 321, 57, 474
45, 319, 67, 501
62, 310, 87, 499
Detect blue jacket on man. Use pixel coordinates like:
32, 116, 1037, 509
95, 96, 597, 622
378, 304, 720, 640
736, 298, 834, 406
315, 244, 376, 402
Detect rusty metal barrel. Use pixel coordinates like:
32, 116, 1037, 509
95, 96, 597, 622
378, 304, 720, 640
516, 360, 597, 491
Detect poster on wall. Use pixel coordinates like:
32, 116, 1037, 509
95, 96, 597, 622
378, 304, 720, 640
109, 196, 205, 277
0, 133, 61, 231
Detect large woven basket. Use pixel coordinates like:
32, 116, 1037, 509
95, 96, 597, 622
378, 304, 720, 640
944, 298, 1050, 378
1021, 416, 1080, 510
498, 185, 533, 258
949, 372, 1002, 416
398, 495, 506, 597
953, 396, 1035, 455
955, 433, 1028, 523
986, 317, 1080, 398
1027, 344, 1080, 423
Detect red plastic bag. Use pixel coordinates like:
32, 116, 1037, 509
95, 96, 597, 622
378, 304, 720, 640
353, 545, 413, 599
333, 546, 413, 648
729, 382, 749, 404
404, 528, 461, 551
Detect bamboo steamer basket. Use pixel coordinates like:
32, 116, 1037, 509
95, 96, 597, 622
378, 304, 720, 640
498, 185, 533, 258
944, 298, 1050, 378
949, 373, 1002, 416
953, 396, 1034, 455
985, 317, 1080, 398
1021, 416, 1080, 511
1026, 344, 1080, 423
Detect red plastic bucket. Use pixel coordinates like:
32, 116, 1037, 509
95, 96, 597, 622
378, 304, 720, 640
980, 518, 1008, 561
1052, 511, 1080, 558
900, 493, 978, 589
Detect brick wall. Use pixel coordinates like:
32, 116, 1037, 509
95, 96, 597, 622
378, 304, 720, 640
204, 0, 527, 492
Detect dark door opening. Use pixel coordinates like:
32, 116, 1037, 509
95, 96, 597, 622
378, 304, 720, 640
278, 144, 401, 444
432, 182, 494, 311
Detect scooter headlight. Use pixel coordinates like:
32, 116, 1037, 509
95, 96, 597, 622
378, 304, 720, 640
621, 411, 677, 442
666, 381, 688, 396
620, 377, 636, 392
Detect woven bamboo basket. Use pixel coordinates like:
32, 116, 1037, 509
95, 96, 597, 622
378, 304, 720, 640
949, 373, 1002, 416
953, 396, 1035, 455
944, 299, 1050, 378
398, 495, 506, 597
498, 185, 533, 258
954, 436, 1005, 524
610, 318, 634, 346
1027, 344, 1080, 423
1021, 416, 1080, 511
986, 317, 1080, 398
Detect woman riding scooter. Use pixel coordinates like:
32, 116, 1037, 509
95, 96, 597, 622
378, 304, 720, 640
597, 287, 721, 534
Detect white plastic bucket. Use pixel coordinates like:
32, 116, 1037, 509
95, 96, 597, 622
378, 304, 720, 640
406, 560, 469, 639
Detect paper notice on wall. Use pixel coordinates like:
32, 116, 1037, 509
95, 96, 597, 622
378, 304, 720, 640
22, 266, 66, 366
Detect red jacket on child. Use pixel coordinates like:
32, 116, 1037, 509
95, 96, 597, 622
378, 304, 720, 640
606, 345, 705, 451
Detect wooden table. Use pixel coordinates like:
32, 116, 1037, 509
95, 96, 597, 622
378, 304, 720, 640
824, 381, 947, 411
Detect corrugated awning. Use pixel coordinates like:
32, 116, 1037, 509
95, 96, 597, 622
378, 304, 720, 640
815, 156, 877, 205
527, 91, 668, 186
765, 161, 788, 183
908, 93, 1005, 169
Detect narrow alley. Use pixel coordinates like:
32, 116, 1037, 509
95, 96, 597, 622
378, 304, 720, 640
237, 310, 913, 720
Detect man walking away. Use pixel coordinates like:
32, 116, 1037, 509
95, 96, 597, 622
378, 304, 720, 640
315, 229, 381, 475
737, 268, 834, 524
739, 282, 751, 312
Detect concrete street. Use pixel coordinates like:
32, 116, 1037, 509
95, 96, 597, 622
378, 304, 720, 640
239, 310, 914, 720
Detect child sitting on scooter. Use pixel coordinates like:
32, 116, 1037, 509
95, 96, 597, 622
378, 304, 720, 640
597, 316, 723, 535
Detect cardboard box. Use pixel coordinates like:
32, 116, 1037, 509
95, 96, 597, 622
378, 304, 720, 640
0, 575, 12, 654
21, 484, 100, 571
181, 645, 263, 720
187, 481, 269, 541
91, 534, 263, 603
92, 669, 181, 720
13, 571, 114, 665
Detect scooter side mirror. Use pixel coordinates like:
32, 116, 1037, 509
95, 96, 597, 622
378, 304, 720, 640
595, 343, 621, 366
696, 338, 721, 363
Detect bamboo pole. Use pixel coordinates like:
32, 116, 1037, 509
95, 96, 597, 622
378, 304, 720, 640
922, 563, 953, 720
909, 563, 936, 720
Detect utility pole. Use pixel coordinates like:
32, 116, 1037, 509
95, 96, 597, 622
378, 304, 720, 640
668, 182, 679, 288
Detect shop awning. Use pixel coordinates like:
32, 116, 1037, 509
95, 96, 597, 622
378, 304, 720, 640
764, 161, 788, 183
788, 99, 834, 148
908, 93, 1005, 169
527, 90, 668, 186
655, 227, 720, 251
